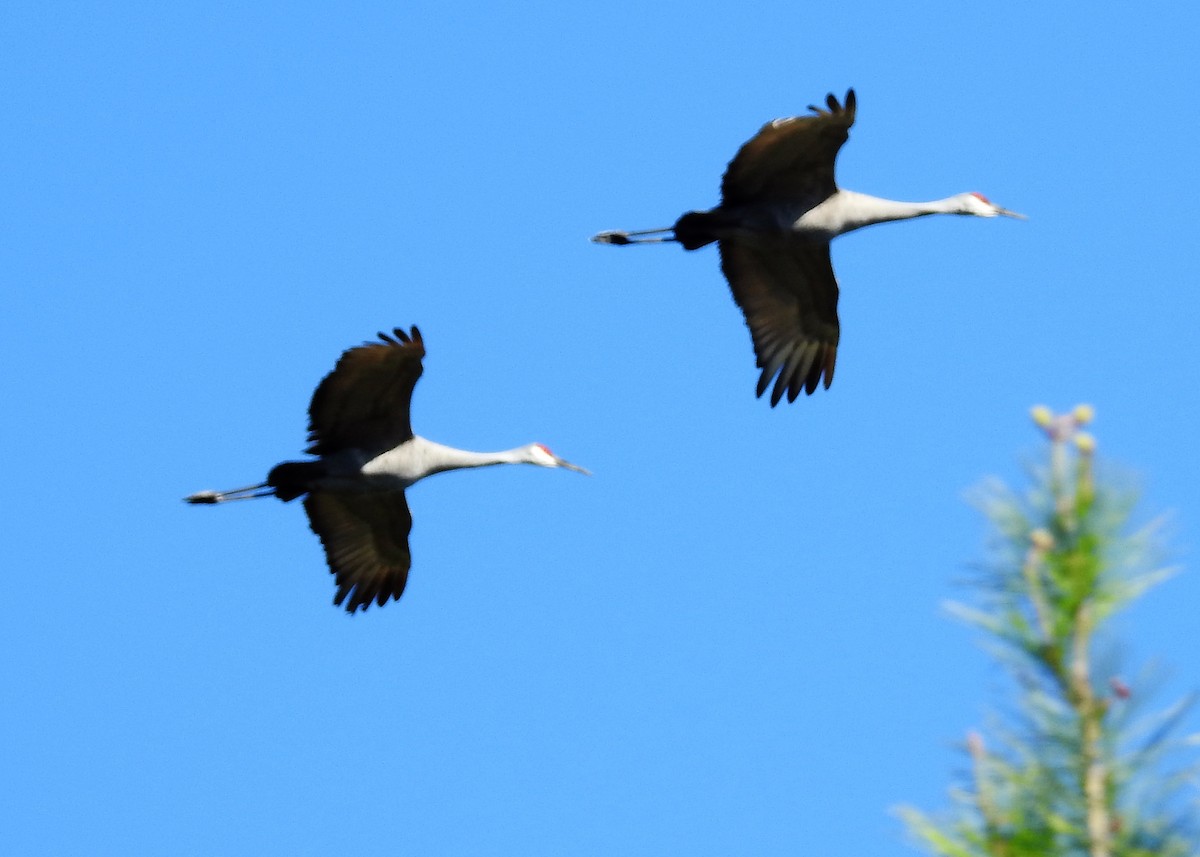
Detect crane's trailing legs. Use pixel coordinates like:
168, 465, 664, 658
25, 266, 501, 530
592, 227, 675, 245
595, 211, 729, 251
186, 483, 274, 503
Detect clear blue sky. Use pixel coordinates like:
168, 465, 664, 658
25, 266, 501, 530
4, 3, 1198, 854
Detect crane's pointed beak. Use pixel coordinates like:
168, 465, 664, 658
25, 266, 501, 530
555, 457, 592, 476
997, 206, 1027, 220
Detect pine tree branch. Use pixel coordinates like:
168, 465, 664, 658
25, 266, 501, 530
1069, 603, 1110, 857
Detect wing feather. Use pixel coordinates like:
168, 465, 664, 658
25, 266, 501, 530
305, 326, 425, 456
303, 492, 413, 614
720, 89, 856, 207
718, 237, 840, 405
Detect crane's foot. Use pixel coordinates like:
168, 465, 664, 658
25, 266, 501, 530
184, 490, 222, 504
591, 230, 633, 245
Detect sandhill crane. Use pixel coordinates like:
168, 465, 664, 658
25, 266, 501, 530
593, 89, 1024, 406
185, 327, 589, 614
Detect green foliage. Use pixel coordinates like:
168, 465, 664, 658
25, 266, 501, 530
898, 406, 1198, 857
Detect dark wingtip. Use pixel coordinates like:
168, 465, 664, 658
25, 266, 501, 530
810, 89, 855, 117
769, 374, 787, 407
376, 326, 423, 349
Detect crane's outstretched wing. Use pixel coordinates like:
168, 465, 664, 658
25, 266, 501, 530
304, 491, 413, 614
305, 326, 425, 456
719, 237, 839, 406
720, 89, 856, 207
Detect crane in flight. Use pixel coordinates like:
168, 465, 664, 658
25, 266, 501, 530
185, 326, 589, 614
593, 89, 1024, 406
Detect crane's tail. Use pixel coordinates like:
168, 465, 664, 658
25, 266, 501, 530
266, 460, 330, 502
184, 482, 274, 504
671, 211, 721, 250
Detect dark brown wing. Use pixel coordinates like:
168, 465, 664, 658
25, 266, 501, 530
303, 491, 413, 614
305, 326, 425, 456
720, 90, 856, 206
719, 236, 840, 406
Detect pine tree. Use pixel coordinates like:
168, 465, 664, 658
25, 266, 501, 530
898, 406, 1198, 857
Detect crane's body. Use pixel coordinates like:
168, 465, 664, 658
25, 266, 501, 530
668, 190, 1005, 244
593, 89, 1023, 406
186, 326, 588, 614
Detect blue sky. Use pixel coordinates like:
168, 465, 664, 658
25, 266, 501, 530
4, 2, 1199, 854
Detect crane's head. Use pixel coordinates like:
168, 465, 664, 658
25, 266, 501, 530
525, 443, 592, 475
959, 192, 1026, 219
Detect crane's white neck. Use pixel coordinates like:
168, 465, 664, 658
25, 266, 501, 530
798, 189, 966, 238
358, 436, 531, 489
421, 442, 528, 474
